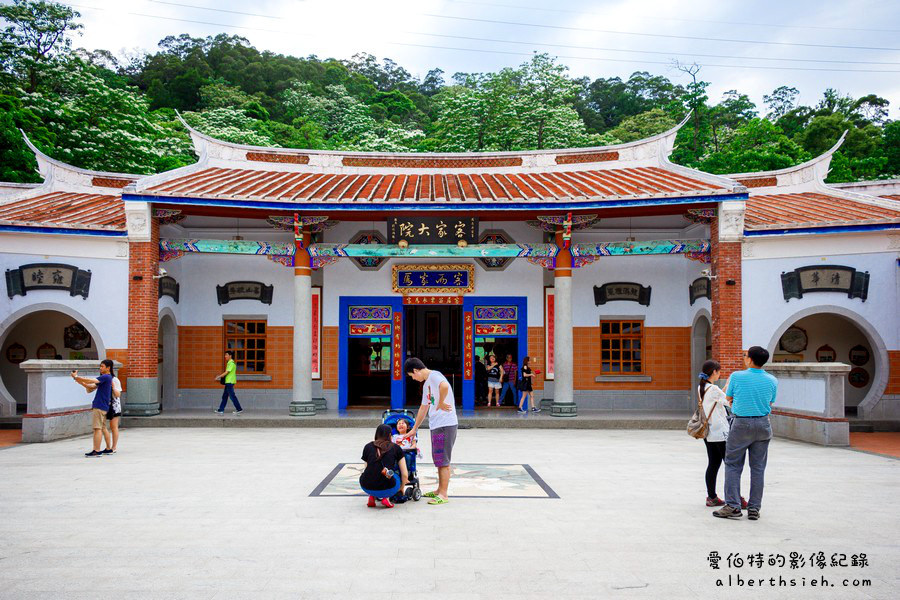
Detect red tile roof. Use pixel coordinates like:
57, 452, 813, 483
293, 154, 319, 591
0, 191, 125, 231
882, 194, 900, 202
745, 192, 900, 231
143, 166, 725, 203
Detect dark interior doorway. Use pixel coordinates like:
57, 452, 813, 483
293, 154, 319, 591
347, 336, 392, 407
475, 336, 520, 407
404, 305, 463, 406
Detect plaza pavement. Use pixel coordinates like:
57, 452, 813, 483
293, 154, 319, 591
0, 428, 896, 600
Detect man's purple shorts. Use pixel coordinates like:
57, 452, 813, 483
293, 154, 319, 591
430, 425, 458, 467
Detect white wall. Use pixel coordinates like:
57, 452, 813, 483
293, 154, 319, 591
0, 235, 129, 349
173, 253, 296, 326
742, 249, 899, 350
572, 253, 708, 327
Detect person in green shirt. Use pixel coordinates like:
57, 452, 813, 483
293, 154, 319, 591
215, 351, 243, 414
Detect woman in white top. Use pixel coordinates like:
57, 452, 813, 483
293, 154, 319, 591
699, 360, 731, 507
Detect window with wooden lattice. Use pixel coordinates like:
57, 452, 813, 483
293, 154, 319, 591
224, 320, 267, 374
600, 320, 643, 374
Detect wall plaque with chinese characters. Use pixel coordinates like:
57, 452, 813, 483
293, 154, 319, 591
388, 217, 478, 245
594, 282, 651, 306
5, 263, 91, 299
216, 281, 274, 305
689, 277, 711, 305
781, 265, 869, 301
158, 276, 180, 303
392, 264, 475, 294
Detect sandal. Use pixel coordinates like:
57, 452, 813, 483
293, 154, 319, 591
428, 497, 449, 505
423, 491, 439, 499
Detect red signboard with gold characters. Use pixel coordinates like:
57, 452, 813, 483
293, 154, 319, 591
349, 323, 390, 336
474, 324, 516, 336
393, 312, 403, 380
464, 312, 473, 380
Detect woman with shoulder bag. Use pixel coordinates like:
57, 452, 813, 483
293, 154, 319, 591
697, 360, 733, 508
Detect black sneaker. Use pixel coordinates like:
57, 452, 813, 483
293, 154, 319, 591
712, 505, 742, 519
84, 450, 103, 457
747, 508, 760, 521
101, 448, 114, 455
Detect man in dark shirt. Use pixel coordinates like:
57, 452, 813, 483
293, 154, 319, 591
500, 354, 518, 406
72, 359, 114, 457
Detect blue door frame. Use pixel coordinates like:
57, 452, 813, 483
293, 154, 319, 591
338, 296, 405, 411
462, 296, 528, 411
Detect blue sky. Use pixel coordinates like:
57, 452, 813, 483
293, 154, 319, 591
61, 0, 900, 118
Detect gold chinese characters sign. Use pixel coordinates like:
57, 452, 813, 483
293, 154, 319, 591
391, 264, 475, 294
388, 217, 478, 245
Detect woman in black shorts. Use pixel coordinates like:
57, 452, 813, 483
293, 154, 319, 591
517, 356, 537, 413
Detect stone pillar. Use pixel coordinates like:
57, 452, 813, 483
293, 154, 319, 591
123, 202, 160, 416
711, 201, 745, 376
290, 231, 315, 416
551, 231, 576, 417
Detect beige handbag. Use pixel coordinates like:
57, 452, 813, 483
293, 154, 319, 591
687, 387, 718, 439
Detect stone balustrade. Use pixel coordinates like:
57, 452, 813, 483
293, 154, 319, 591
20, 360, 123, 443
766, 362, 850, 446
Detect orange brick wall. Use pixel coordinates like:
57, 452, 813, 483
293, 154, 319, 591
573, 326, 692, 390
887, 350, 900, 395
127, 217, 159, 379
527, 327, 545, 390
177, 326, 294, 389
322, 326, 339, 390
710, 216, 743, 375
106, 348, 129, 391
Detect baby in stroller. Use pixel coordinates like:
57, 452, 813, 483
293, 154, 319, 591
383, 410, 423, 503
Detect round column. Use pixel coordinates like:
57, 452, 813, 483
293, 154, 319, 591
551, 231, 576, 417
289, 244, 315, 416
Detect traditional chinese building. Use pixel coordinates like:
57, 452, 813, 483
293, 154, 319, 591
1, 122, 897, 423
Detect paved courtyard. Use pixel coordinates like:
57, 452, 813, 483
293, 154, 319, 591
0, 428, 896, 599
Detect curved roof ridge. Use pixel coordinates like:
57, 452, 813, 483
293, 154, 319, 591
174, 109, 692, 160
17, 130, 143, 197
726, 131, 847, 183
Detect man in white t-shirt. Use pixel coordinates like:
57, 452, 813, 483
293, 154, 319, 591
401, 357, 458, 505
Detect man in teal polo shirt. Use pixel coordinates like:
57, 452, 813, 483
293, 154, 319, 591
713, 346, 778, 522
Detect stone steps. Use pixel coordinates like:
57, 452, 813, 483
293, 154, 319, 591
121, 409, 688, 430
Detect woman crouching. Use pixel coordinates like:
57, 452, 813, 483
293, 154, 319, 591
360, 424, 410, 508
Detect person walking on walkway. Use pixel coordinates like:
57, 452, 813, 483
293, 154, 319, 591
215, 351, 243, 414
697, 359, 731, 507
499, 354, 518, 407
71, 359, 114, 457
402, 357, 457, 505
517, 356, 536, 413
713, 346, 777, 521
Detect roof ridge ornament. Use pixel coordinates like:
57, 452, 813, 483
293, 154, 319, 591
18, 130, 142, 195
727, 130, 848, 190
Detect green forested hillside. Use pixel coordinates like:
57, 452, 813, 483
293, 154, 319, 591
1, 0, 897, 183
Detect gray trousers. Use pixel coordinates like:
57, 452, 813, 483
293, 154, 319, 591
724, 416, 772, 511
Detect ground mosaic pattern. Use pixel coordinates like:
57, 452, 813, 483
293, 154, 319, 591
312, 463, 559, 498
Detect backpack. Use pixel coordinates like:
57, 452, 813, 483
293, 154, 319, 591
687, 385, 718, 440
